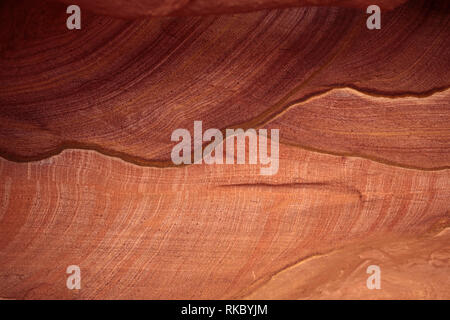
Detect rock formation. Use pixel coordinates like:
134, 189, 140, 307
0, 0, 448, 299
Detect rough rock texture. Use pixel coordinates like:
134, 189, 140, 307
244, 227, 450, 299
0, 0, 449, 299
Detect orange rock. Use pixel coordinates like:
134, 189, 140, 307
0, 145, 448, 299
0, 0, 449, 300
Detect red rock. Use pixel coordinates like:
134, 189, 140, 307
0, 0, 448, 299
54, 0, 408, 18
0, 146, 448, 299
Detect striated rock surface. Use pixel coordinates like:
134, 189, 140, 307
53, 0, 409, 18
0, 146, 448, 299
1, 0, 449, 167
0, 0, 449, 299
264, 88, 450, 169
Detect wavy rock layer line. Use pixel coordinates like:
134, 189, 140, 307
1, 0, 449, 168
264, 88, 450, 169
0, 145, 448, 299
1, 0, 449, 300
